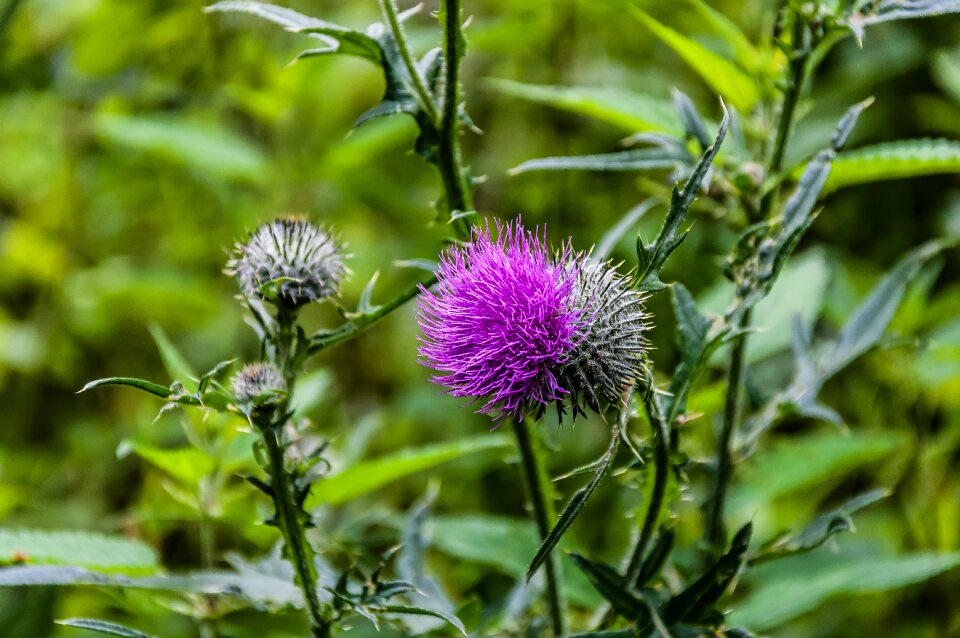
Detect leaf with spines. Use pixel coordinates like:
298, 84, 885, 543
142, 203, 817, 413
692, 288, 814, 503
526, 427, 620, 581
568, 553, 652, 626
636, 527, 676, 587
631, 8, 759, 112
56, 619, 156, 638
664, 284, 716, 420
817, 138, 960, 195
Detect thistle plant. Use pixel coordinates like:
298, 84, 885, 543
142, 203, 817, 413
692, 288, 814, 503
4, 1, 960, 638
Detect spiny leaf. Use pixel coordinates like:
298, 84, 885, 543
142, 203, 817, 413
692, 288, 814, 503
526, 428, 620, 581
56, 619, 156, 638
631, 8, 759, 112
821, 138, 960, 194
636, 527, 675, 587
664, 284, 715, 420
78, 377, 170, 399
568, 553, 650, 625
635, 107, 728, 292
509, 147, 691, 175
488, 79, 681, 134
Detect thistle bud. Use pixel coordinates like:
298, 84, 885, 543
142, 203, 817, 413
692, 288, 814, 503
227, 217, 348, 308
232, 362, 287, 407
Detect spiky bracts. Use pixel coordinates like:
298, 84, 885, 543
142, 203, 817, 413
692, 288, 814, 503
227, 217, 348, 308
232, 362, 287, 407
417, 219, 648, 423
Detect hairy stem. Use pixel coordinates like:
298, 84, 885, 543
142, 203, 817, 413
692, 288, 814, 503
438, 0, 474, 235
624, 393, 670, 583
511, 418, 565, 638
377, 0, 439, 126
263, 428, 328, 638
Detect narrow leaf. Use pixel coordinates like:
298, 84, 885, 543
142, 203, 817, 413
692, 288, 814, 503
510, 147, 690, 175
56, 618, 155, 638
382, 605, 467, 636
819, 138, 960, 194
593, 199, 657, 262
77, 377, 170, 399
568, 553, 650, 625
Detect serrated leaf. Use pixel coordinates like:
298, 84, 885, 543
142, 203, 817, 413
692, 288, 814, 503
56, 618, 155, 638
510, 146, 691, 175
752, 489, 889, 564
730, 551, 960, 630
307, 435, 512, 506
568, 553, 650, 625
526, 429, 620, 581
631, 8, 759, 112
819, 138, 960, 194
636, 108, 728, 292
78, 377, 170, 398
488, 79, 680, 134
0, 530, 157, 573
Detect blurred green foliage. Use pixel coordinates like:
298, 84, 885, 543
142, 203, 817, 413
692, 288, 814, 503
1, 0, 960, 636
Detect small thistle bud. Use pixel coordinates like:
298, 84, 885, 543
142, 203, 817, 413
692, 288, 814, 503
227, 216, 348, 308
559, 259, 648, 417
232, 362, 287, 407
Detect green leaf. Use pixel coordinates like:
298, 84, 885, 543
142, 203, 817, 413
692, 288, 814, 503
307, 435, 512, 506
823, 239, 956, 375
729, 431, 904, 520
672, 88, 711, 150
488, 79, 680, 134
56, 618, 155, 638
509, 146, 691, 175
636, 527, 675, 587
636, 108, 728, 292
631, 8, 759, 112
148, 323, 196, 386
730, 551, 960, 630
526, 429, 620, 581
568, 553, 651, 625
850, 0, 960, 28
205, 1, 381, 61
681, 0, 766, 75
594, 199, 657, 262
0, 530, 157, 573
664, 284, 715, 420
752, 489, 889, 564
78, 377, 170, 399
381, 605, 467, 636
93, 113, 267, 183
116, 440, 215, 485
818, 138, 960, 194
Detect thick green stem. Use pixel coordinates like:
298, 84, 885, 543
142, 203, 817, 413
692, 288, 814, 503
624, 394, 670, 584
263, 429, 329, 638
438, 0, 474, 237
377, 0, 439, 126
511, 419, 565, 638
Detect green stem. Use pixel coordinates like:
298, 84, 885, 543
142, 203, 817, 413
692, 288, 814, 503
511, 418, 565, 638
703, 308, 750, 553
263, 429, 329, 638
377, 0, 439, 126
624, 393, 670, 584
437, 0, 474, 236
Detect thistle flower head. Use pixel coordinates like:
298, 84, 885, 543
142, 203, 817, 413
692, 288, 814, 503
227, 216, 348, 308
559, 258, 648, 417
417, 219, 581, 422
418, 219, 650, 423
232, 362, 287, 406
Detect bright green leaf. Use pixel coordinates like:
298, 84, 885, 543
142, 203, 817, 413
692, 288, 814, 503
820, 139, 960, 194
0, 530, 158, 574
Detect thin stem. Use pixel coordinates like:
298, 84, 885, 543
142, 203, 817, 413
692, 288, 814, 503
703, 308, 750, 553
377, 0, 439, 126
624, 392, 670, 584
437, 0, 474, 235
511, 418, 565, 638
263, 428, 329, 638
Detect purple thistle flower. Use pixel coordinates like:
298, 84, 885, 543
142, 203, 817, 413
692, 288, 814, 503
417, 219, 583, 422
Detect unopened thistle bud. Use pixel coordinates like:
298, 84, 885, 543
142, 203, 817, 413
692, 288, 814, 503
227, 217, 348, 308
232, 362, 287, 407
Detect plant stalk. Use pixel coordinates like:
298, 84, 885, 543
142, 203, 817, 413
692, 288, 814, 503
377, 0, 439, 126
511, 418, 565, 638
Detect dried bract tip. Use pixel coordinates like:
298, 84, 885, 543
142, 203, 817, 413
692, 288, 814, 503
232, 362, 287, 406
227, 217, 348, 308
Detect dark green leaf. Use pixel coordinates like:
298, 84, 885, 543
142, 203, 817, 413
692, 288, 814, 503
568, 553, 650, 626
672, 88, 711, 150
526, 429, 620, 581
636, 108, 728, 292
56, 618, 155, 638
509, 147, 691, 175
663, 284, 715, 420
77, 377, 170, 399
636, 527, 675, 587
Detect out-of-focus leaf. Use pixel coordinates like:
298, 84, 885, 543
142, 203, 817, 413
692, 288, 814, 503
56, 618, 155, 638
681, 0, 767, 75
382, 605, 466, 636
848, 0, 960, 28
116, 440, 215, 485
93, 113, 268, 183
672, 88, 711, 150
636, 108, 728, 292
307, 435, 512, 506
814, 139, 960, 194
568, 553, 650, 624
593, 199, 657, 262
730, 551, 960, 630
148, 323, 197, 386
752, 489, 889, 564
488, 79, 681, 134
664, 284, 715, 419
0, 530, 157, 573
631, 8, 759, 112
509, 147, 690, 175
